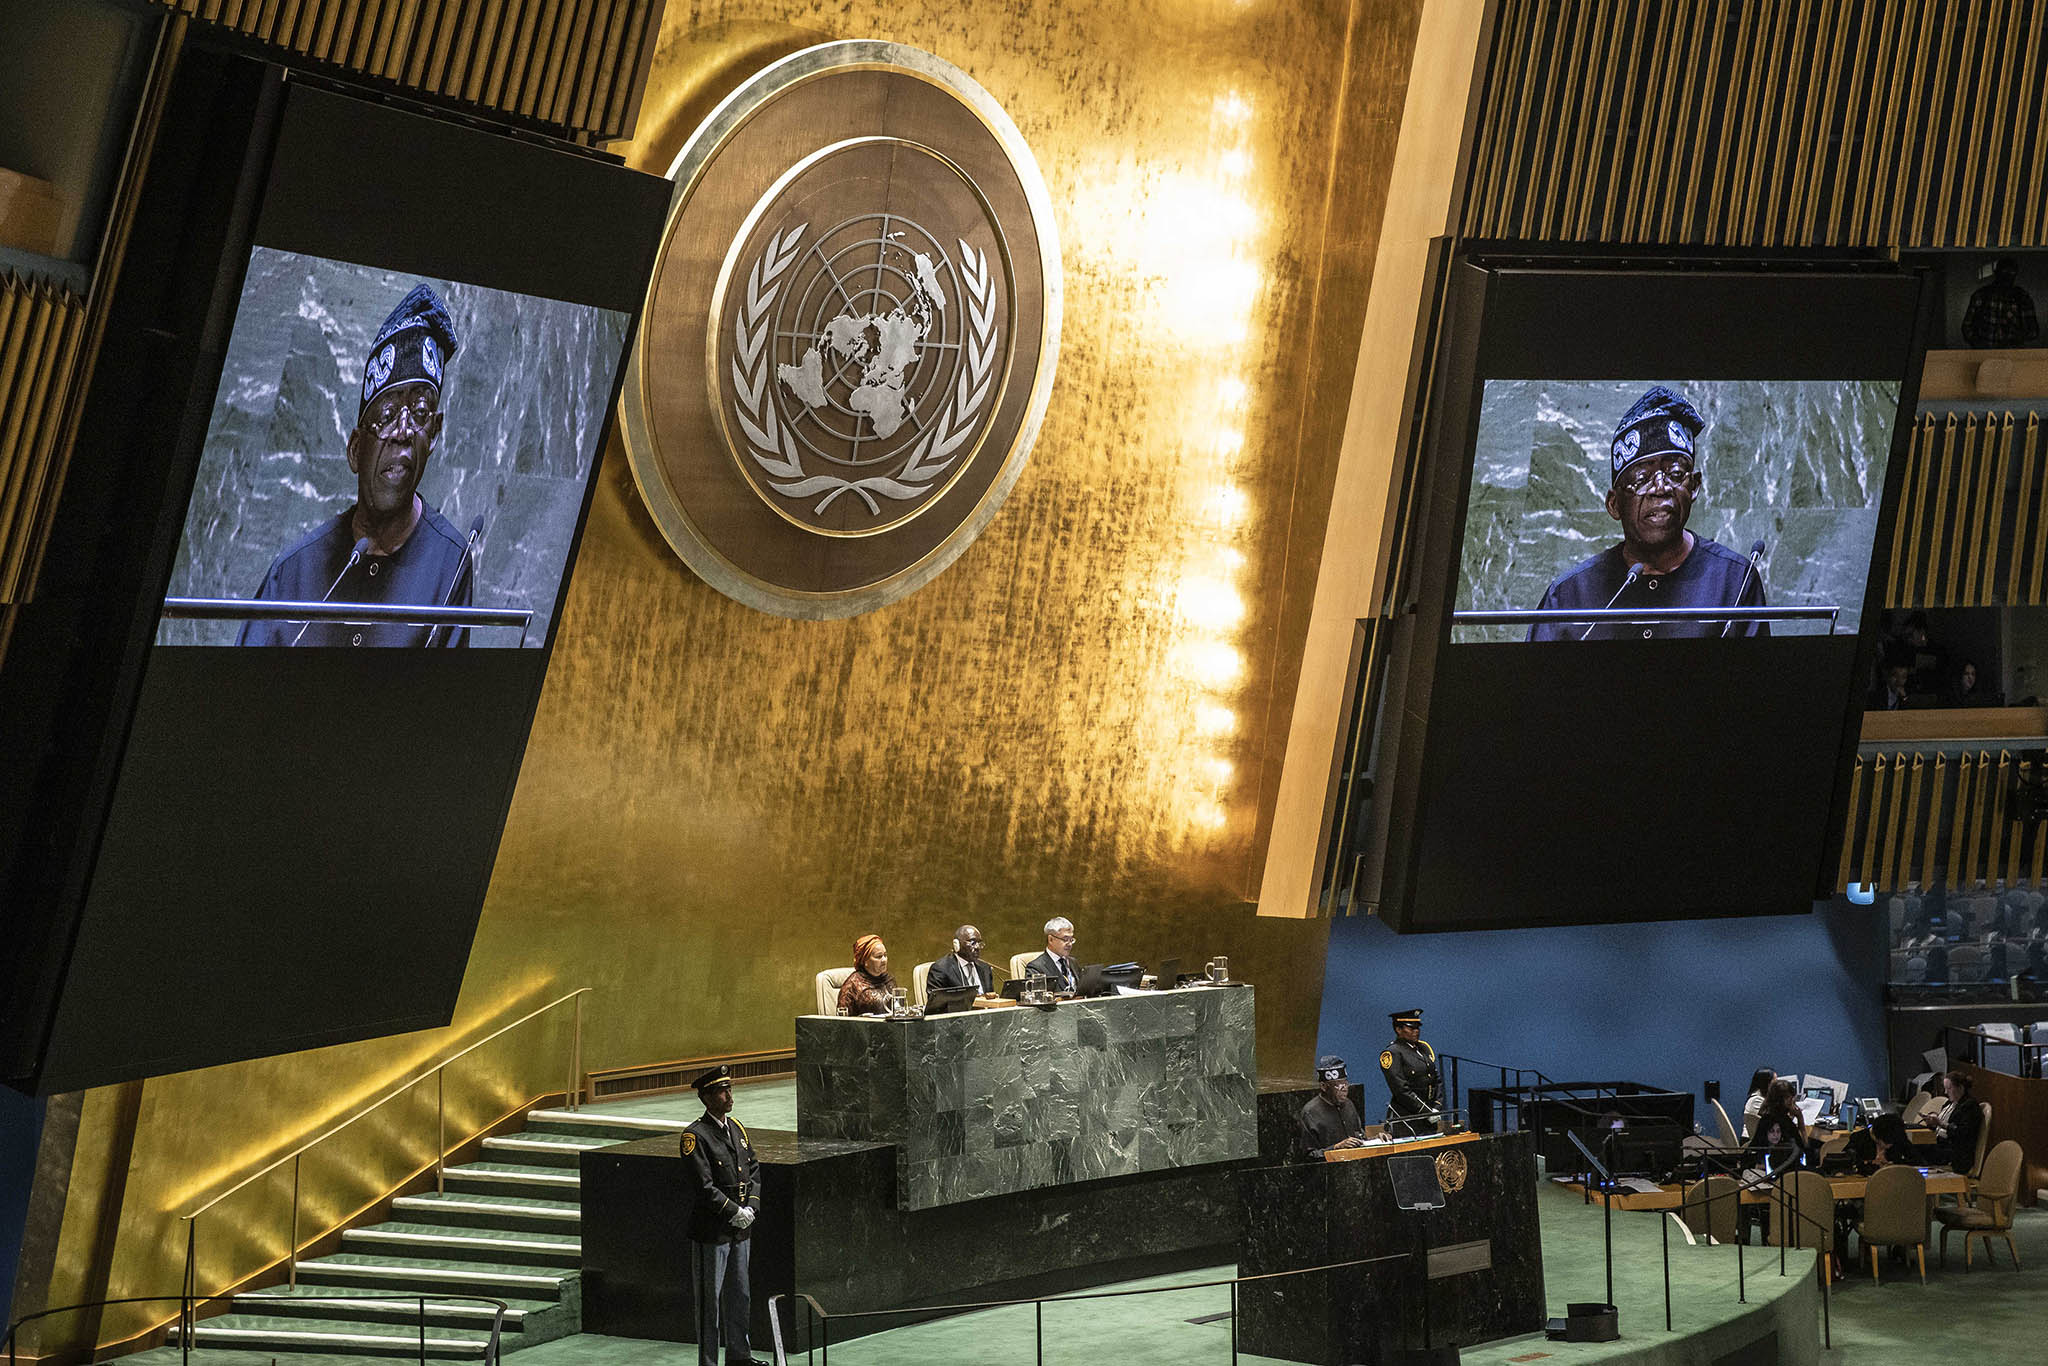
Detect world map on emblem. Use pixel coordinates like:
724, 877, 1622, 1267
723, 205, 1004, 531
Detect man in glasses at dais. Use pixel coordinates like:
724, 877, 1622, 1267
1526, 385, 1767, 642
238, 283, 476, 647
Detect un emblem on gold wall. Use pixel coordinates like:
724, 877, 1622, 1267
622, 43, 1060, 618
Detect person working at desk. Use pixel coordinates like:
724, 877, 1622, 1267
928, 924, 994, 995
1298, 1055, 1368, 1159
1381, 1008, 1443, 1138
838, 935, 901, 1016
1741, 1068, 1776, 1139
1744, 1079, 1811, 1162
1925, 1070, 1984, 1172
1024, 917, 1081, 995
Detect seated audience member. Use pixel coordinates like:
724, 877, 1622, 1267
1842, 1111, 1919, 1174
1926, 1070, 1984, 1172
1948, 659, 1997, 707
927, 924, 994, 995
1741, 1068, 1776, 1139
1745, 1078, 1809, 1162
1866, 656, 1912, 711
838, 934, 901, 1017
1297, 1055, 1368, 1160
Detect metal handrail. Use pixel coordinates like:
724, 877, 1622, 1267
177, 986, 589, 1315
768, 1249, 1413, 1366
182, 986, 590, 1222
6, 1293, 509, 1366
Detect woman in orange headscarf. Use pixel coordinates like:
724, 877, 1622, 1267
838, 934, 900, 1016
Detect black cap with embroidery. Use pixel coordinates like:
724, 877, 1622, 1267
361, 283, 459, 414
1316, 1055, 1348, 1082
1609, 385, 1704, 486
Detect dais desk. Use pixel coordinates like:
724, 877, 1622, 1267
796, 985, 1257, 1210
1562, 1167, 1969, 1211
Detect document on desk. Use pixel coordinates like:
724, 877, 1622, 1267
1615, 1178, 1665, 1194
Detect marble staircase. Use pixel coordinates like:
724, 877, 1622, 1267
167, 1106, 690, 1360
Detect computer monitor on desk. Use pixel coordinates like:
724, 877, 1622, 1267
923, 985, 978, 1015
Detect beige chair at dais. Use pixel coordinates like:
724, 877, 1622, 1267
1709, 1099, 1740, 1148
1679, 1174, 1742, 1246
1856, 1164, 1928, 1284
814, 966, 854, 1016
1008, 952, 1035, 982
912, 961, 934, 1008
1934, 1139, 2023, 1270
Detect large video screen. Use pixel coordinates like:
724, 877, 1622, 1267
1356, 259, 1928, 934
158, 250, 628, 649
0, 54, 670, 1092
1454, 379, 1898, 643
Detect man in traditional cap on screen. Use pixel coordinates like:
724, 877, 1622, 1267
238, 282, 478, 646
1297, 1055, 1368, 1160
1381, 1008, 1443, 1139
683, 1066, 765, 1366
1526, 385, 1768, 641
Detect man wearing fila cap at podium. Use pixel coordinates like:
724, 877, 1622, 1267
682, 1066, 766, 1366
1380, 1008, 1443, 1140
1527, 385, 1768, 642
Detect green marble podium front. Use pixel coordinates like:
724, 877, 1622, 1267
796, 985, 1257, 1210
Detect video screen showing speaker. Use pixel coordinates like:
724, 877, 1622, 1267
156, 250, 627, 649
0, 50, 670, 1092
1452, 378, 1898, 644
1361, 257, 1930, 934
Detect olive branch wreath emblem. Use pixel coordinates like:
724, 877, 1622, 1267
729, 222, 1001, 518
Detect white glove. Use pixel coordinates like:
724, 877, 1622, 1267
730, 1205, 756, 1230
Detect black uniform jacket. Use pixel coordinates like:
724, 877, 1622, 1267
1381, 1038, 1442, 1118
683, 1114, 760, 1245
1022, 950, 1078, 994
927, 955, 994, 994
1297, 1093, 1365, 1160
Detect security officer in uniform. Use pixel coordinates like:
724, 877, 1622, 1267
1297, 1055, 1368, 1159
238, 282, 478, 646
683, 1066, 765, 1366
1380, 1008, 1443, 1139
1527, 385, 1768, 641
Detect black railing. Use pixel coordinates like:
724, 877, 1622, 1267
6, 1293, 509, 1366
1944, 1023, 2048, 1077
766, 1252, 1413, 1366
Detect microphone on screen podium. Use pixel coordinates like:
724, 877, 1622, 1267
1577, 562, 1645, 640
288, 536, 374, 646
424, 514, 486, 647
1718, 538, 1770, 638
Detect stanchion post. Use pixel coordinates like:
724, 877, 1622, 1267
436, 1068, 446, 1194
1661, 1204, 1671, 1331
1230, 1280, 1239, 1365
289, 1154, 301, 1286
418, 1295, 427, 1366
1035, 1300, 1042, 1366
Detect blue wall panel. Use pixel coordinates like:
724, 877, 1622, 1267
1317, 904, 1888, 1125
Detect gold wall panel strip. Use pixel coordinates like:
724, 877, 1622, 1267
1957, 0, 2011, 243
2004, 413, 2032, 603
1898, 752, 1926, 889
1860, 753, 1887, 889
2002, 8, 2045, 245
1988, 749, 2011, 882
1749, 0, 1799, 242
1923, 412, 1957, 606
1876, 749, 1907, 893
1566, 0, 1626, 238
1925, 753, 1948, 886
1786, 0, 1839, 240
1703, 3, 1760, 240
2023, 419, 2039, 606
1886, 415, 1923, 603
1951, 751, 1975, 884
1914, 0, 1973, 246
1474, 0, 1526, 231
1619, 0, 1675, 240
2012, 760, 2032, 886
0, 282, 82, 604
1984, 415, 2013, 604
1839, 756, 1866, 890
1525, 0, 1580, 238
1958, 413, 1986, 605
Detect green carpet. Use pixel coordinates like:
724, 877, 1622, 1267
588, 1082, 797, 1134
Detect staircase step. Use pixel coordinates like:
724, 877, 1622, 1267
443, 1162, 582, 1198
393, 1191, 581, 1233
295, 1253, 570, 1300
169, 1315, 494, 1359
235, 1282, 547, 1331
525, 1107, 693, 1141
345, 1223, 581, 1268
480, 1134, 609, 1168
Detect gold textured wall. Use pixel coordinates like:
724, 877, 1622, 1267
39, 0, 1431, 1350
